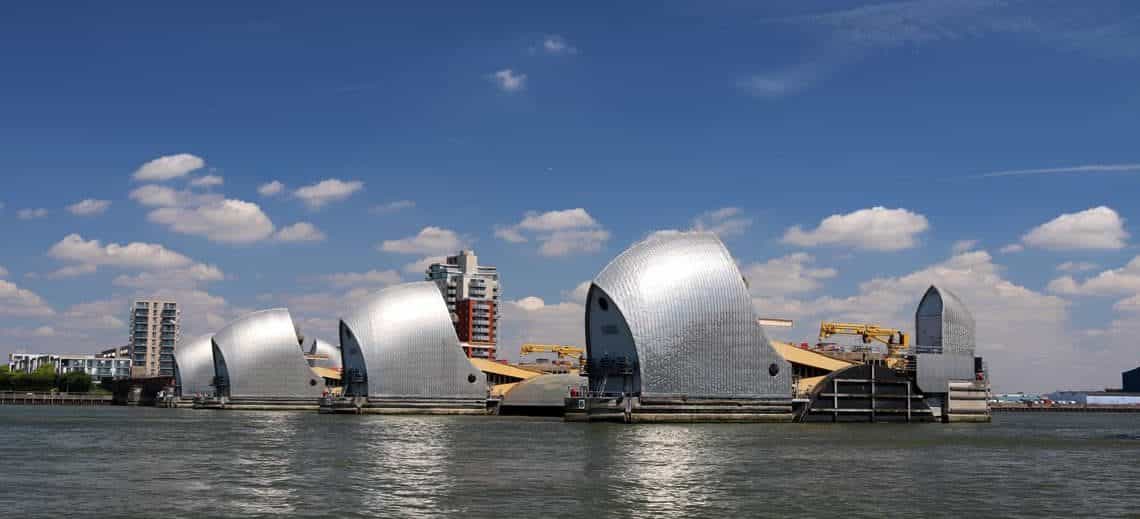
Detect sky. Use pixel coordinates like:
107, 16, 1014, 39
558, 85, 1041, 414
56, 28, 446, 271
1, 1, 1139, 393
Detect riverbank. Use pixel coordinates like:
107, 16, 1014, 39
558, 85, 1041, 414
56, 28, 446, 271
991, 403, 1140, 413
0, 391, 112, 406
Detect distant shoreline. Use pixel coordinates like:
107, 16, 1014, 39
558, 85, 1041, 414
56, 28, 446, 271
991, 404, 1140, 413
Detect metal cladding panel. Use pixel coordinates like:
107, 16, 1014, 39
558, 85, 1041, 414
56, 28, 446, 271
587, 232, 791, 398
173, 334, 215, 396
212, 308, 324, 399
915, 285, 976, 356
308, 338, 342, 370
916, 353, 975, 394
501, 373, 584, 407
339, 282, 486, 399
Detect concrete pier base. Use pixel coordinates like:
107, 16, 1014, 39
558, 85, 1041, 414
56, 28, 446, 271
565, 395, 794, 423
319, 396, 488, 415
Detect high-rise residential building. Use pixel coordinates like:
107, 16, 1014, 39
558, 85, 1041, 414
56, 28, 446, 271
425, 250, 500, 359
129, 299, 179, 378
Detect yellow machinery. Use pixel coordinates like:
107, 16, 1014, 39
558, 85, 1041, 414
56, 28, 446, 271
520, 344, 585, 366
818, 321, 910, 370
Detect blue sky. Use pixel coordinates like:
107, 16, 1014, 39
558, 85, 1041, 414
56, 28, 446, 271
2, 1, 1138, 392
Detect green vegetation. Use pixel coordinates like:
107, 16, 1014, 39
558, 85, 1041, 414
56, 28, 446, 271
0, 365, 95, 393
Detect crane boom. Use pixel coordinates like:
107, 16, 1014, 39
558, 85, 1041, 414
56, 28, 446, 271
520, 343, 585, 365
818, 321, 910, 370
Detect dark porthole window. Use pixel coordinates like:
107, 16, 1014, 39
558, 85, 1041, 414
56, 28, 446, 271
768, 363, 780, 377
309, 379, 318, 386
598, 297, 609, 311
467, 374, 477, 383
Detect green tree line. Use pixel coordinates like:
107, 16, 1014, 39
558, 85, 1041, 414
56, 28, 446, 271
0, 365, 93, 392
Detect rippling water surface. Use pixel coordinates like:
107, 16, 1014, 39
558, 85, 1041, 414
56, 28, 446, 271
0, 407, 1137, 518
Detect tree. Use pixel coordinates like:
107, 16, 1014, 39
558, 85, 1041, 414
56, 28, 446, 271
58, 371, 93, 393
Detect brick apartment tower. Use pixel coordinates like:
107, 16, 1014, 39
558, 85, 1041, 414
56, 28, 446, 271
426, 250, 500, 359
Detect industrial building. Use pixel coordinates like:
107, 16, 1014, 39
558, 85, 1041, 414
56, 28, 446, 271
204, 308, 326, 409
426, 250, 500, 358
129, 299, 180, 378
568, 232, 794, 423
324, 282, 487, 414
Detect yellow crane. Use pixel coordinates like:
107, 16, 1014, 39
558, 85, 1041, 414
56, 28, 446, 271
520, 344, 585, 366
818, 321, 910, 370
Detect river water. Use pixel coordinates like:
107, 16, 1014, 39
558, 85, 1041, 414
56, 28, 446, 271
0, 406, 1136, 518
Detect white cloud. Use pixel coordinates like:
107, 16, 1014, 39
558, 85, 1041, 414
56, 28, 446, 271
17, 208, 48, 220
189, 174, 224, 188
540, 35, 577, 55
66, 199, 111, 216
148, 199, 275, 243
539, 229, 611, 257
62, 299, 128, 331
370, 200, 415, 214
320, 269, 402, 288
518, 208, 598, 231
1021, 206, 1128, 250
294, 179, 364, 209
999, 243, 1024, 254
743, 253, 837, 297
783, 206, 930, 251
258, 180, 285, 197
1057, 261, 1099, 273
0, 279, 54, 317
133, 153, 205, 181
129, 185, 220, 208
489, 69, 527, 92
692, 207, 753, 237
274, 222, 327, 243
951, 239, 979, 254
379, 226, 465, 255
1047, 256, 1140, 296
48, 234, 195, 271
496, 208, 610, 256
46, 264, 98, 279
0, 265, 7, 278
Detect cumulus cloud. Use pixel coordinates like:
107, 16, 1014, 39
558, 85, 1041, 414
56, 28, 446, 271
148, 199, 275, 243
1021, 206, 1128, 250
692, 207, 753, 237
48, 234, 194, 271
1115, 294, 1140, 313
46, 234, 224, 289
0, 279, 54, 317
274, 222, 327, 243
379, 227, 466, 255
133, 153, 205, 181
743, 253, 837, 297
783, 206, 930, 251
189, 174, 224, 188
0, 265, 7, 278
564, 281, 592, 303
1047, 256, 1140, 296
294, 179, 364, 209
61, 299, 128, 331
489, 69, 527, 92
66, 199, 111, 216
129, 185, 220, 208
258, 180, 285, 197
999, 243, 1024, 254
17, 208, 48, 220
495, 208, 610, 256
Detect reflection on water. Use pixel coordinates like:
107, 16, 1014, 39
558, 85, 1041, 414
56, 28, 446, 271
0, 408, 1137, 518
